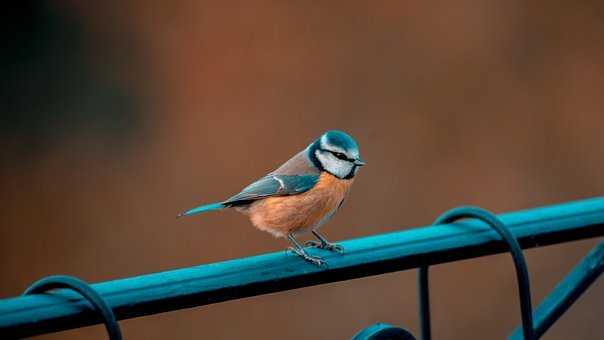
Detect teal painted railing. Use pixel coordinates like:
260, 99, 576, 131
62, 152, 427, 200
0, 197, 603, 339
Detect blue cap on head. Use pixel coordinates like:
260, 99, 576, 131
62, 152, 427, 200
322, 130, 359, 155
319, 130, 362, 160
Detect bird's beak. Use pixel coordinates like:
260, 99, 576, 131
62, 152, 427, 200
354, 158, 366, 166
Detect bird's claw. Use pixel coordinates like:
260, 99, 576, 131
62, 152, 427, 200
287, 247, 327, 267
305, 240, 345, 253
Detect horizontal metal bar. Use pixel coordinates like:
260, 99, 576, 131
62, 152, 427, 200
1, 197, 604, 338
509, 240, 604, 340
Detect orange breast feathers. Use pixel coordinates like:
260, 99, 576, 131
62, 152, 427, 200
247, 172, 354, 238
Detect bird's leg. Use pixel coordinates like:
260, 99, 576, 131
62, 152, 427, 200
287, 234, 325, 267
305, 230, 344, 253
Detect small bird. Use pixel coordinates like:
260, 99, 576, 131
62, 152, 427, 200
180, 130, 365, 266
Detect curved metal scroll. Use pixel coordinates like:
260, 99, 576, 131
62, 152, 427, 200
23, 275, 122, 340
353, 322, 416, 340
418, 206, 535, 340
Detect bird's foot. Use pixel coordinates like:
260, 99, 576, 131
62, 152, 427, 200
305, 240, 345, 253
287, 247, 326, 267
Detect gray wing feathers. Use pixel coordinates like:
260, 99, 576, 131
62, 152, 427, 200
223, 148, 320, 206
223, 174, 319, 205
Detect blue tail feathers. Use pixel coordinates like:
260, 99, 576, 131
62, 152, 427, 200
178, 202, 225, 217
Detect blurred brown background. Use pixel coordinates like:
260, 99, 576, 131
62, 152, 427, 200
1, 1, 603, 339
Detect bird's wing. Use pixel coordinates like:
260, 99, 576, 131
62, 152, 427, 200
223, 174, 319, 206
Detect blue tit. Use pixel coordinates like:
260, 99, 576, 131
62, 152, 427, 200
180, 130, 365, 266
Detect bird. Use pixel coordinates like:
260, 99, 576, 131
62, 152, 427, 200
179, 130, 365, 266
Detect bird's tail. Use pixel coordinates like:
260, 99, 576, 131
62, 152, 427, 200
178, 202, 225, 218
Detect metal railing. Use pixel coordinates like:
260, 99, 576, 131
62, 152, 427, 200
1, 196, 603, 339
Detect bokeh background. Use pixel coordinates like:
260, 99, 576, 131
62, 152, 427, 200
1, 1, 603, 339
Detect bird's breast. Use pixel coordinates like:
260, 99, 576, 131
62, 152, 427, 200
246, 172, 354, 237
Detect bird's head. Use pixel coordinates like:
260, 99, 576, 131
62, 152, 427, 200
309, 130, 365, 179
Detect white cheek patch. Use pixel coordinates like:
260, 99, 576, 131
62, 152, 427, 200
316, 150, 354, 178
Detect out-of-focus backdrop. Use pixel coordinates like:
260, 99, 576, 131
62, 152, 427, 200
1, 1, 603, 339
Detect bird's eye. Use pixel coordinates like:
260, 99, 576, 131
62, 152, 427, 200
333, 152, 347, 160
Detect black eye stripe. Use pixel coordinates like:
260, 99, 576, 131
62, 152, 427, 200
320, 149, 353, 162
